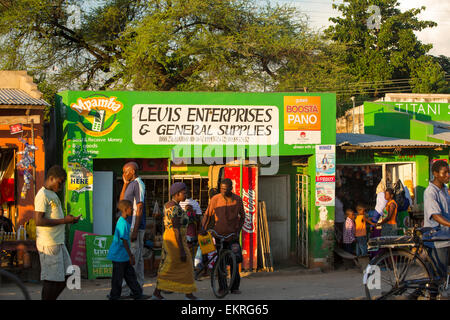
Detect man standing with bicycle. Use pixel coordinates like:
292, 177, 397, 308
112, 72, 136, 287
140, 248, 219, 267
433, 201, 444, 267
424, 160, 450, 282
201, 178, 245, 295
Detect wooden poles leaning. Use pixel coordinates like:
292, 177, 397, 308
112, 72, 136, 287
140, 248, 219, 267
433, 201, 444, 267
257, 201, 273, 272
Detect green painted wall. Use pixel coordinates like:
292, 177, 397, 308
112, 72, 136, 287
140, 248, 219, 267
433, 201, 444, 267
364, 101, 450, 143
57, 91, 337, 267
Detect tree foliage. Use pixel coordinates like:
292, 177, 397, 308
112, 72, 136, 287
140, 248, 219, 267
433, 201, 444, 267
0, 0, 447, 119
325, 0, 448, 96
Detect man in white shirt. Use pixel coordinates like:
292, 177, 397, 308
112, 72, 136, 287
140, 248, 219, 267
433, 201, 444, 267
34, 165, 80, 300
423, 160, 450, 281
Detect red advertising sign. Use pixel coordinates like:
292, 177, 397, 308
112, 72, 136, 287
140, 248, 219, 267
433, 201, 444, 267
224, 166, 258, 271
70, 230, 96, 271
9, 123, 23, 135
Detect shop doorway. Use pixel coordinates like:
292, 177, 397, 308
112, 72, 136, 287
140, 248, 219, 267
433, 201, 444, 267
93, 171, 114, 235
336, 165, 383, 210
386, 163, 415, 202
259, 175, 290, 265
0, 148, 16, 226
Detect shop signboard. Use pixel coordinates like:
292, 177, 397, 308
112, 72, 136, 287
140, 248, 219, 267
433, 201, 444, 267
315, 145, 335, 206
60, 91, 335, 160
132, 104, 279, 145
284, 96, 321, 145
9, 123, 23, 135
392, 102, 450, 121
67, 162, 93, 192
85, 235, 113, 279
224, 166, 258, 271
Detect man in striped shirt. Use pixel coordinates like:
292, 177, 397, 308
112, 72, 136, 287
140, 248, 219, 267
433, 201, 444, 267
120, 161, 147, 298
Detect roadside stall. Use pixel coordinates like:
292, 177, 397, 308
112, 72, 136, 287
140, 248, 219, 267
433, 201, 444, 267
54, 91, 337, 272
336, 132, 449, 227
0, 71, 49, 281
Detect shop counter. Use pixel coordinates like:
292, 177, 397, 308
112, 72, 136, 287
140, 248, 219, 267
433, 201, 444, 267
0, 240, 40, 282
0, 240, 37, 253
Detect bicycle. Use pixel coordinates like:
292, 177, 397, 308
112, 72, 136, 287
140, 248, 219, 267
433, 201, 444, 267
0, 268, 32, 300
363, 226, 450, 300
194, 230, 237, 299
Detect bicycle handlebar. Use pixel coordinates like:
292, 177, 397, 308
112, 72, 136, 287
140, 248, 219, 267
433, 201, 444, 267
208, 229, 236, 240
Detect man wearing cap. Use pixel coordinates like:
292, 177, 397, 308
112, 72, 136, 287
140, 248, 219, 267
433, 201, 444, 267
119, 161, 147, 298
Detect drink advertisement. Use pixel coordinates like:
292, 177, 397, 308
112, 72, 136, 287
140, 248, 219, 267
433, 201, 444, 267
224, 166, 258, 271
315, 145, 335, 206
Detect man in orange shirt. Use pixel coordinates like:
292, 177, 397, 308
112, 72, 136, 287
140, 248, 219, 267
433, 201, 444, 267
355, 204, 375, 257
201, 178, 245, 295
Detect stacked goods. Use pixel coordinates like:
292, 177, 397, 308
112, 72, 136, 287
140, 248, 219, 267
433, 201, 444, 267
257, 201, 273, 272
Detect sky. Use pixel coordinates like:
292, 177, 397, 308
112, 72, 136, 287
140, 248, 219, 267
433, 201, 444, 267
264, 0, 449, 56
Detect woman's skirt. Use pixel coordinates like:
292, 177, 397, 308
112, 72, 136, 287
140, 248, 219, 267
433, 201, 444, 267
156, 228, 197, 294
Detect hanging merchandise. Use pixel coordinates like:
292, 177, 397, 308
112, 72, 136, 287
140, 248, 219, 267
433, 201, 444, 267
0, 154, 15, 203
16, 137, 38, 199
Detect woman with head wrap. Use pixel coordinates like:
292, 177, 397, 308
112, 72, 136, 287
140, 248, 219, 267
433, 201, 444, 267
152, 182, 199, 300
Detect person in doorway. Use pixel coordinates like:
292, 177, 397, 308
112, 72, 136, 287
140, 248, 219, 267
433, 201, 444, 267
107, 200, 149, 300
201, 178, 245, 295
355, 204, 375, 257
34, 165, 80, 300
423, 160, 450, 281
343, 208, 356, 254
334, 192, 345, 247
119, 161, 147, 298
377, 188, 398, 236
152, 182, 199, 300
369, 180, 388, 258
0, 206, 13, 232
0, 206, 16, 266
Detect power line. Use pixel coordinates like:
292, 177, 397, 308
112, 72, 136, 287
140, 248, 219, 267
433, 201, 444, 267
298, 75, 450, 92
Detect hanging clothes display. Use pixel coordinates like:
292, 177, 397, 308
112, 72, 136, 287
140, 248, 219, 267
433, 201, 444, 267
0, 151, 15, 204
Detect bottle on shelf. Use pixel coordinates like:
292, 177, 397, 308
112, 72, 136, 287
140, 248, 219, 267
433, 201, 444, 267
17, 225, 26, 240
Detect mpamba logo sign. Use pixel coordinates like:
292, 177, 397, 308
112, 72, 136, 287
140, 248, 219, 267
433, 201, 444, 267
70, 96, 123, 137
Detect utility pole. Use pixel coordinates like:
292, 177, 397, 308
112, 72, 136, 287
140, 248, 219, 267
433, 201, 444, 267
350, 96, 356, 133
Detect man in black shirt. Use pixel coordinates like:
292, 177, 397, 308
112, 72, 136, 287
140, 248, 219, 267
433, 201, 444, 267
0, 206, 13, 233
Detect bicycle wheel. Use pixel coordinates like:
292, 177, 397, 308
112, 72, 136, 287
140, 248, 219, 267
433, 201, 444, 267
0, 269, 31, 300
364, 249, 431, 300
210, 249, 236, 299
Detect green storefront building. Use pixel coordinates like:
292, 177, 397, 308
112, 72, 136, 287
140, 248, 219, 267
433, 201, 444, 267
54, 91, 337, 270
336, 100, 449, 225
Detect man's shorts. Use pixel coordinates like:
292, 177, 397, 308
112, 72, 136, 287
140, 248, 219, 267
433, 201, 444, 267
37, 243, 72, 282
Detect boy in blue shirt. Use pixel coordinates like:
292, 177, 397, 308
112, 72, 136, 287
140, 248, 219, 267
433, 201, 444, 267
107, 200, 148, 300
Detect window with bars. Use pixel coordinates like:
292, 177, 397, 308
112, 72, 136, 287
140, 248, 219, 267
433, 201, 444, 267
143, 176, 209, 216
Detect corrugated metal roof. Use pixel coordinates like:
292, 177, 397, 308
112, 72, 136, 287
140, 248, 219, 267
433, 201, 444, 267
429, 132, 450, 142
0, 88, 49, 106
337, 133, 447, 148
